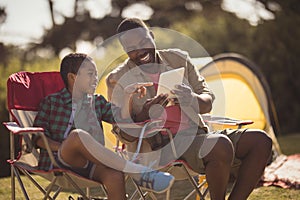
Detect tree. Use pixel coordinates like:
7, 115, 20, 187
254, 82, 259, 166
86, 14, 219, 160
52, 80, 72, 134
0, 6, 8, 66
251, 0, 300, 133
26, 0, 300, 133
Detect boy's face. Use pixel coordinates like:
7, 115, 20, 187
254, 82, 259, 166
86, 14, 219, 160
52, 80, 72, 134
119, 27, 156, 67
74, 60, 99, 95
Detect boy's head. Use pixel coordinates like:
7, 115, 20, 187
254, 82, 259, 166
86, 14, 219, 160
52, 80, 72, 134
60, 53, 93, 87
117, 18, 157, 67
60, 53, 98, 96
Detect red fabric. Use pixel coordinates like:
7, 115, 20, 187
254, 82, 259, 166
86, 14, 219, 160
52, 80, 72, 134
7, 71, 64, 111
160, 105, 190, 135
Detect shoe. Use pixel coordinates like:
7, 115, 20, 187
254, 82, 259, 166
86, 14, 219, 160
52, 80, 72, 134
135, 170, 175, 194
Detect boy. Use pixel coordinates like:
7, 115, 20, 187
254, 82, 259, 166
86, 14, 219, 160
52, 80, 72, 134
33, 53, 174, 200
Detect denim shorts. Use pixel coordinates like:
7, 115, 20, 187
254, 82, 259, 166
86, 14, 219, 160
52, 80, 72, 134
55, 151, 96, 179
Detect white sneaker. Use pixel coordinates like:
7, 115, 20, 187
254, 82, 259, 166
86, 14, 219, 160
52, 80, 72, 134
135, 170, 175, 193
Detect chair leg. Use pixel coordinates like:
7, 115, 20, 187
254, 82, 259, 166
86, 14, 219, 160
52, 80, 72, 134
165, 188, 171, 200
129, 177, 147, 200
52, 187, 62, 200
182, 165, 204, 197
166, 163, 209, 200
20, 169, 49, 196
10, 131, 16, 200
11, 165, 15, 200
13, 167, 30, 200
43, 176, 58, 200
126, 175, 159, 200
64, 173, 90, 200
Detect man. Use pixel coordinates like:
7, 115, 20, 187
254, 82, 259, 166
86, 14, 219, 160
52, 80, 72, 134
106, 18, 272, 200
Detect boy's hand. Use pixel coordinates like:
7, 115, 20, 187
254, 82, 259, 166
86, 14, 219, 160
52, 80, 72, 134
124, 82, 153, 98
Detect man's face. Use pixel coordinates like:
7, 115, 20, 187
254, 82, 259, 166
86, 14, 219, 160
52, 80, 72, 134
119, 28, 156, 66
74, 60, 99, 95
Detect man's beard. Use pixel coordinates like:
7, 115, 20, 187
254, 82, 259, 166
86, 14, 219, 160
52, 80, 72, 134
139, 62, 161, 74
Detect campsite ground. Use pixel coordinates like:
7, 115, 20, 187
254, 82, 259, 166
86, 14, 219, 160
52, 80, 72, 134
0, 133, 299, 200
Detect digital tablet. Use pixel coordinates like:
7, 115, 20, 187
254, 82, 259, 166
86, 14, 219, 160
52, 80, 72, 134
157, 67, 185, 98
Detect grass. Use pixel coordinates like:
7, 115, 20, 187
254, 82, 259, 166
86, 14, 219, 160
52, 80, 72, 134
246, 133, 300, 200
0, 133, 299, 200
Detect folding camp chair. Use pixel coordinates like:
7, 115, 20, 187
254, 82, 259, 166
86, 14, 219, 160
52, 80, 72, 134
112, 113, 253, 200
3, 71, 107, 200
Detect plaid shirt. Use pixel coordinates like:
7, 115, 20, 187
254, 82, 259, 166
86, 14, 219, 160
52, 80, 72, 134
33, 88, 118, 171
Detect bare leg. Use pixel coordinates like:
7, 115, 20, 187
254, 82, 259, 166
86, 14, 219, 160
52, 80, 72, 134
60, 129, 148, 173
228, 130, 272, 200
59, 129, 174, 199
202, 134, 234, 200
59, 129, 174, 197
92, 164, 127, 200
59, 130, 129, 199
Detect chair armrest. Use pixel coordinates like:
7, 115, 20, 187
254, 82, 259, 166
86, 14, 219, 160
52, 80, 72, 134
3, 122, 44, 134
113, 119, 165, 138
201, 114, 253, 129
113, 119, 168, 161
3, 121, 60, 168
115, 119, 163, 129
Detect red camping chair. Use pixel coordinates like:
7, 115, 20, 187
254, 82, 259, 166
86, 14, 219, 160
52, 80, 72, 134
112, 114, 253, 200
3, 71, 107, 200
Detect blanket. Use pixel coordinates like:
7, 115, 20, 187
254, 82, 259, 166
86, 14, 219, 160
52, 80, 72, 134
260, 154, 300, 189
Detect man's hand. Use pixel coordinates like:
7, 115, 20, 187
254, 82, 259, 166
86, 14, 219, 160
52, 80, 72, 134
135, 94, 169, 122
171, 84, 197, 107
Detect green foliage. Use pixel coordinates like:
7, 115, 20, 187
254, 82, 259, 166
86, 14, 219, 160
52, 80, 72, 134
168, 1, 300, 134
248, 0, 300, 133
170, 11, 256, 56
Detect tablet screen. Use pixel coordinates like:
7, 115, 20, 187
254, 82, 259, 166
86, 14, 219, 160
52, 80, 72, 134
157, 67, 185, 98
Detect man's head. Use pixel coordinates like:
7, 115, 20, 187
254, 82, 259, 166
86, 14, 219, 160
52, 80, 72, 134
117, 18, 157, 67
60, 53, 98, 95
117, 18, 149, 34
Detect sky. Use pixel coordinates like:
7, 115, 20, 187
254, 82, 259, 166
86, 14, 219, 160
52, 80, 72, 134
0, 0, 112, 46
0, 0, 274, 49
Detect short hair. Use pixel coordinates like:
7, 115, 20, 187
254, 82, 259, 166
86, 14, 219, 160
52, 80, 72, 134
117, 18, 149, 34
60, 53, 93, 87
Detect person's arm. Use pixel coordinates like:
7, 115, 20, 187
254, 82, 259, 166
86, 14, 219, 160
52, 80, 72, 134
121, 82, 154, 119
171, 54, 214, 114
106, 74, 168, 122
35, 136, 61, 152
131, 94, 169, 122
171, 84, 213, 114
196, 93, 213, 114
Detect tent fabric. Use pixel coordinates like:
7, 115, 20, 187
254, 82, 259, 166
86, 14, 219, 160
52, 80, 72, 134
197, 53, 281, 155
